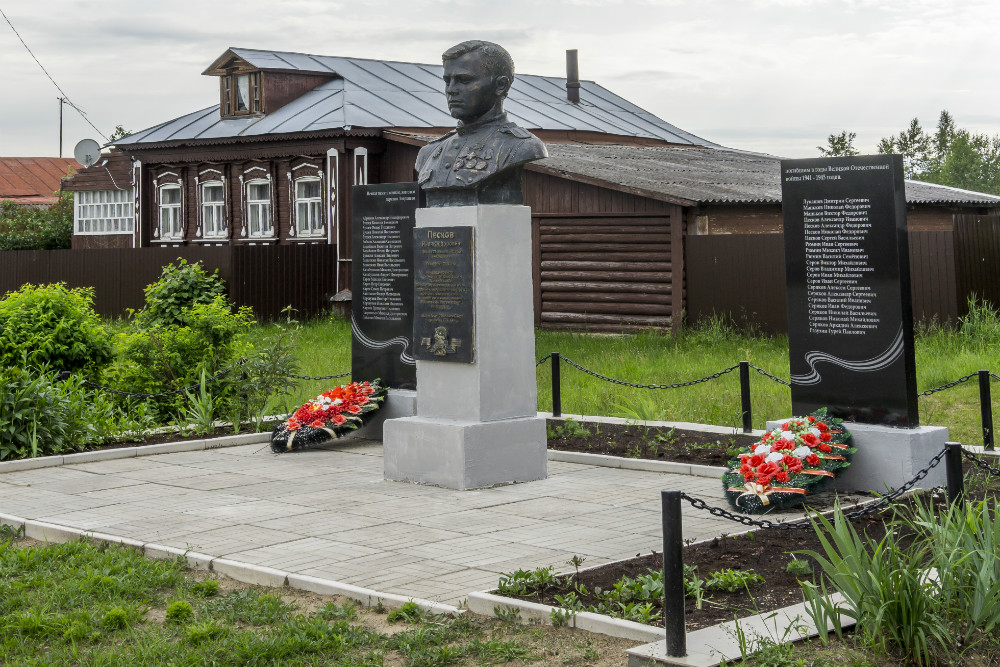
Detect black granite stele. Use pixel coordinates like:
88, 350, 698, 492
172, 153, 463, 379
351, 183, 418, 389
780, 154, 919, 427
412, 226, 475, 363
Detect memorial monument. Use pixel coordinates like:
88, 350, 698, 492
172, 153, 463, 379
779, 155, 947, 490
383, 40, 549, 489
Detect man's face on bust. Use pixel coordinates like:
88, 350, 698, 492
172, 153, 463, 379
443, 50, 504, 123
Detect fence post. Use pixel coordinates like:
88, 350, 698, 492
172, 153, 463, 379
551, 353, 562, 418
945, 442, 964, 504
739, 361, 752, 434
979, 370, 994, 451
661, 490, 687, 658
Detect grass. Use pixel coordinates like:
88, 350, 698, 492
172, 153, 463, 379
277, 311, 998, 445
0, 536, 632, 666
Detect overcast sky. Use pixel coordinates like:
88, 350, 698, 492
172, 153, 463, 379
3, 0, 999, 160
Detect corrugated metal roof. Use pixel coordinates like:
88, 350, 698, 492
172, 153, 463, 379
534, 144, 1000, 206
0, 157, 80, 203
115, 48, 715, 148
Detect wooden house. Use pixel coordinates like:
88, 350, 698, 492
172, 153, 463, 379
62, 47, 1000, 331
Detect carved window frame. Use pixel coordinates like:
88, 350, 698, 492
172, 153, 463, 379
245, 178, 273, 238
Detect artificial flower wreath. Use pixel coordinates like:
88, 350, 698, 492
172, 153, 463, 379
270, 380, 387, 453
722, 408, 855, 513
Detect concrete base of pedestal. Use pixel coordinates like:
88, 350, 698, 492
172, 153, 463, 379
351, 389, 416, 441
382, 204, 546, 490
766, 419, 949, 492
383, 416, 547, 490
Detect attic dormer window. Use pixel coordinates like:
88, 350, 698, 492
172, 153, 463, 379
222, 71, 261, 116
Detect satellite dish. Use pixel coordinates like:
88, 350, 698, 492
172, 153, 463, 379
73, 139, 102, 168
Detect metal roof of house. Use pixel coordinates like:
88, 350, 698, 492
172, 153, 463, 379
0, 157, 80, 205
114, 48, 715, 148
533, 144, 1000, 207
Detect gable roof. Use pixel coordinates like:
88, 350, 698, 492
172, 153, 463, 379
0, 157, 80, 205
114, 47, 715, 149
528, 144, 1000, 207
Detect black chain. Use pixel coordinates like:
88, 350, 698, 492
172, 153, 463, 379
73, 365, 350, 399
919, 372, 978, 396
79, 364, 242, 398
560, 356, 740, 390
961, 448, 1000, 477
536, 354, 552, 368
679, 446, 947, 530
992, 372, 1000, 383
286, 372, 352, 381
747, 363, 791, 387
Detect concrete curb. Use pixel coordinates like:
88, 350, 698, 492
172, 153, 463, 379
547, 450, 726, 478
0, 511, 461, 617
0, 432, 271, 475
466, 591, 663, 642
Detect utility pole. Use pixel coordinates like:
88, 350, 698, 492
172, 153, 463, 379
57, 97, 64, 157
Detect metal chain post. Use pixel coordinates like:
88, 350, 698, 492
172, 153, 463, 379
945, 442, 965, 504
980, 370, 995, 451
551, 353, 562, 418
661, 491, 687, 658
739, 361, 752, 433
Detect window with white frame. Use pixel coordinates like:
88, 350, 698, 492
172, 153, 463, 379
246, 180, 272, 237
294, 177, 323, 237
201, 181, 226, 238
74, 189, 134, 234
159, 184, 182, 239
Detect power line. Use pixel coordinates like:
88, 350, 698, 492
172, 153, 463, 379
0, 6, 108, 141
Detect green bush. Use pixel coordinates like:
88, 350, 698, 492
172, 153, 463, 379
0, 365, 103, 460
137, 259, 226, 328
104, 297, 254, 421
0, 283, 112, 374
0, 195, 73, 251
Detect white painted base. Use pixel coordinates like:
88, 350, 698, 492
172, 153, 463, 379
766, 419, 949, 492
383, 416, 547, 490
350, 389, 417, 441
383, 204, 547, 490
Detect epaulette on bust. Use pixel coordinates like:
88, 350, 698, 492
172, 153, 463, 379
500, 125, 533, 139
425, 130, 457, 145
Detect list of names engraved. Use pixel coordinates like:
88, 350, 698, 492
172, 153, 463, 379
802, 197, 878, 335
360, 212, 412, 322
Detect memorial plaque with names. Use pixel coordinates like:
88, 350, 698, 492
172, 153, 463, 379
781, 154, 918, 427
413, 226, 474, 363
351, 183, 418, 389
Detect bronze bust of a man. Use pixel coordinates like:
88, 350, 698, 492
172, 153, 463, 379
416, 40, 547, 207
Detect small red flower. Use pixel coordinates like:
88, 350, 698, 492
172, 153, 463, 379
310, 419, 325, 428
776, 471, 790, 483
818, 443, 832, 453
781, 422, 791, 431
820, 433, 832, 442
806, 454, 821, 465
332, 414, 347, 425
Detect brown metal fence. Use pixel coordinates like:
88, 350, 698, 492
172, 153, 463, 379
0, 245, 338, 320
686, 229, 974, 334
955, 215, 1000, 317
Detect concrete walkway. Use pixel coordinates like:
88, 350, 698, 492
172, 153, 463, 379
0, 439, 779, 605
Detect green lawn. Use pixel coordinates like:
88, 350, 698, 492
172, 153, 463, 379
276, 314, 997, 446
0, 533, 630, 666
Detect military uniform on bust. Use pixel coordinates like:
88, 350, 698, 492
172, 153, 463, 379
416, 109, 546, 207
416, 39, 548, 208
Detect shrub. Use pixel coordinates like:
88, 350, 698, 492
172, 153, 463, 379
0, 283, 112, 374
137, 259, 226, 328
104, 296, 254, 421
0, 195, 73, 251
0, 365, 106, 460
165, 600, 194, 624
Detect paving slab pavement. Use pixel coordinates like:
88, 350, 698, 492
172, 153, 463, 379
1, 439, 802, 606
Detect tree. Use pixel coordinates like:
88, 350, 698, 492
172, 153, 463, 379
818, 131, 859, 157
108, 125, 131, 142
877, 117, 933, 178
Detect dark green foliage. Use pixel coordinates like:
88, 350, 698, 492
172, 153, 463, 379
0, 195, 73, 251
0, 365, 109, 460
0, 282, 112, 374
387, 601, 423, 623
165, 600, 194, 624
817, 131, 858, 157
137, 259, 227, 328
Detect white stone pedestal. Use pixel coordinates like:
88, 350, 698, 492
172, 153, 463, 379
766, 419, 949, 492
383, 205, 547, 490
